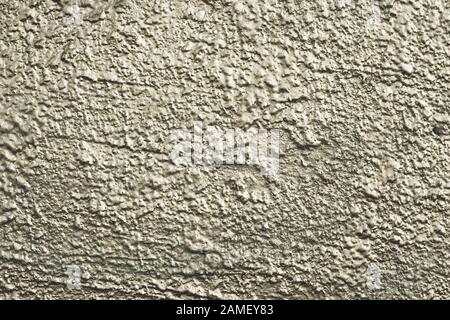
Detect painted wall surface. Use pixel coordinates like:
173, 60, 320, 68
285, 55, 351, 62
0, 0, 448, 299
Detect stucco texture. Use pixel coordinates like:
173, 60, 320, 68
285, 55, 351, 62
0, 0, 449, 299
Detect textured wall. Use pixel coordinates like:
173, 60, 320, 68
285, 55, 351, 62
0, 0, 448, 299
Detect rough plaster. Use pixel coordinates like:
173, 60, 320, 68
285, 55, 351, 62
0, 0, 449, 299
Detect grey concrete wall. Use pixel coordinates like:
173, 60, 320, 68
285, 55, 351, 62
0, 0, 448, 299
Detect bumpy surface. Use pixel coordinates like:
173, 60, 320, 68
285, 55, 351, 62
0, 0, 448, 299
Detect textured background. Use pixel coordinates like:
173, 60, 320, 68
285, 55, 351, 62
0, 0, 449, 299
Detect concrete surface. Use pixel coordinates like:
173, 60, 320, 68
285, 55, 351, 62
0, 0, 448, 299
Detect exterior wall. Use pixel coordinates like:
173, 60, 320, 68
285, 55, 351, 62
0, 0, 448, 299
